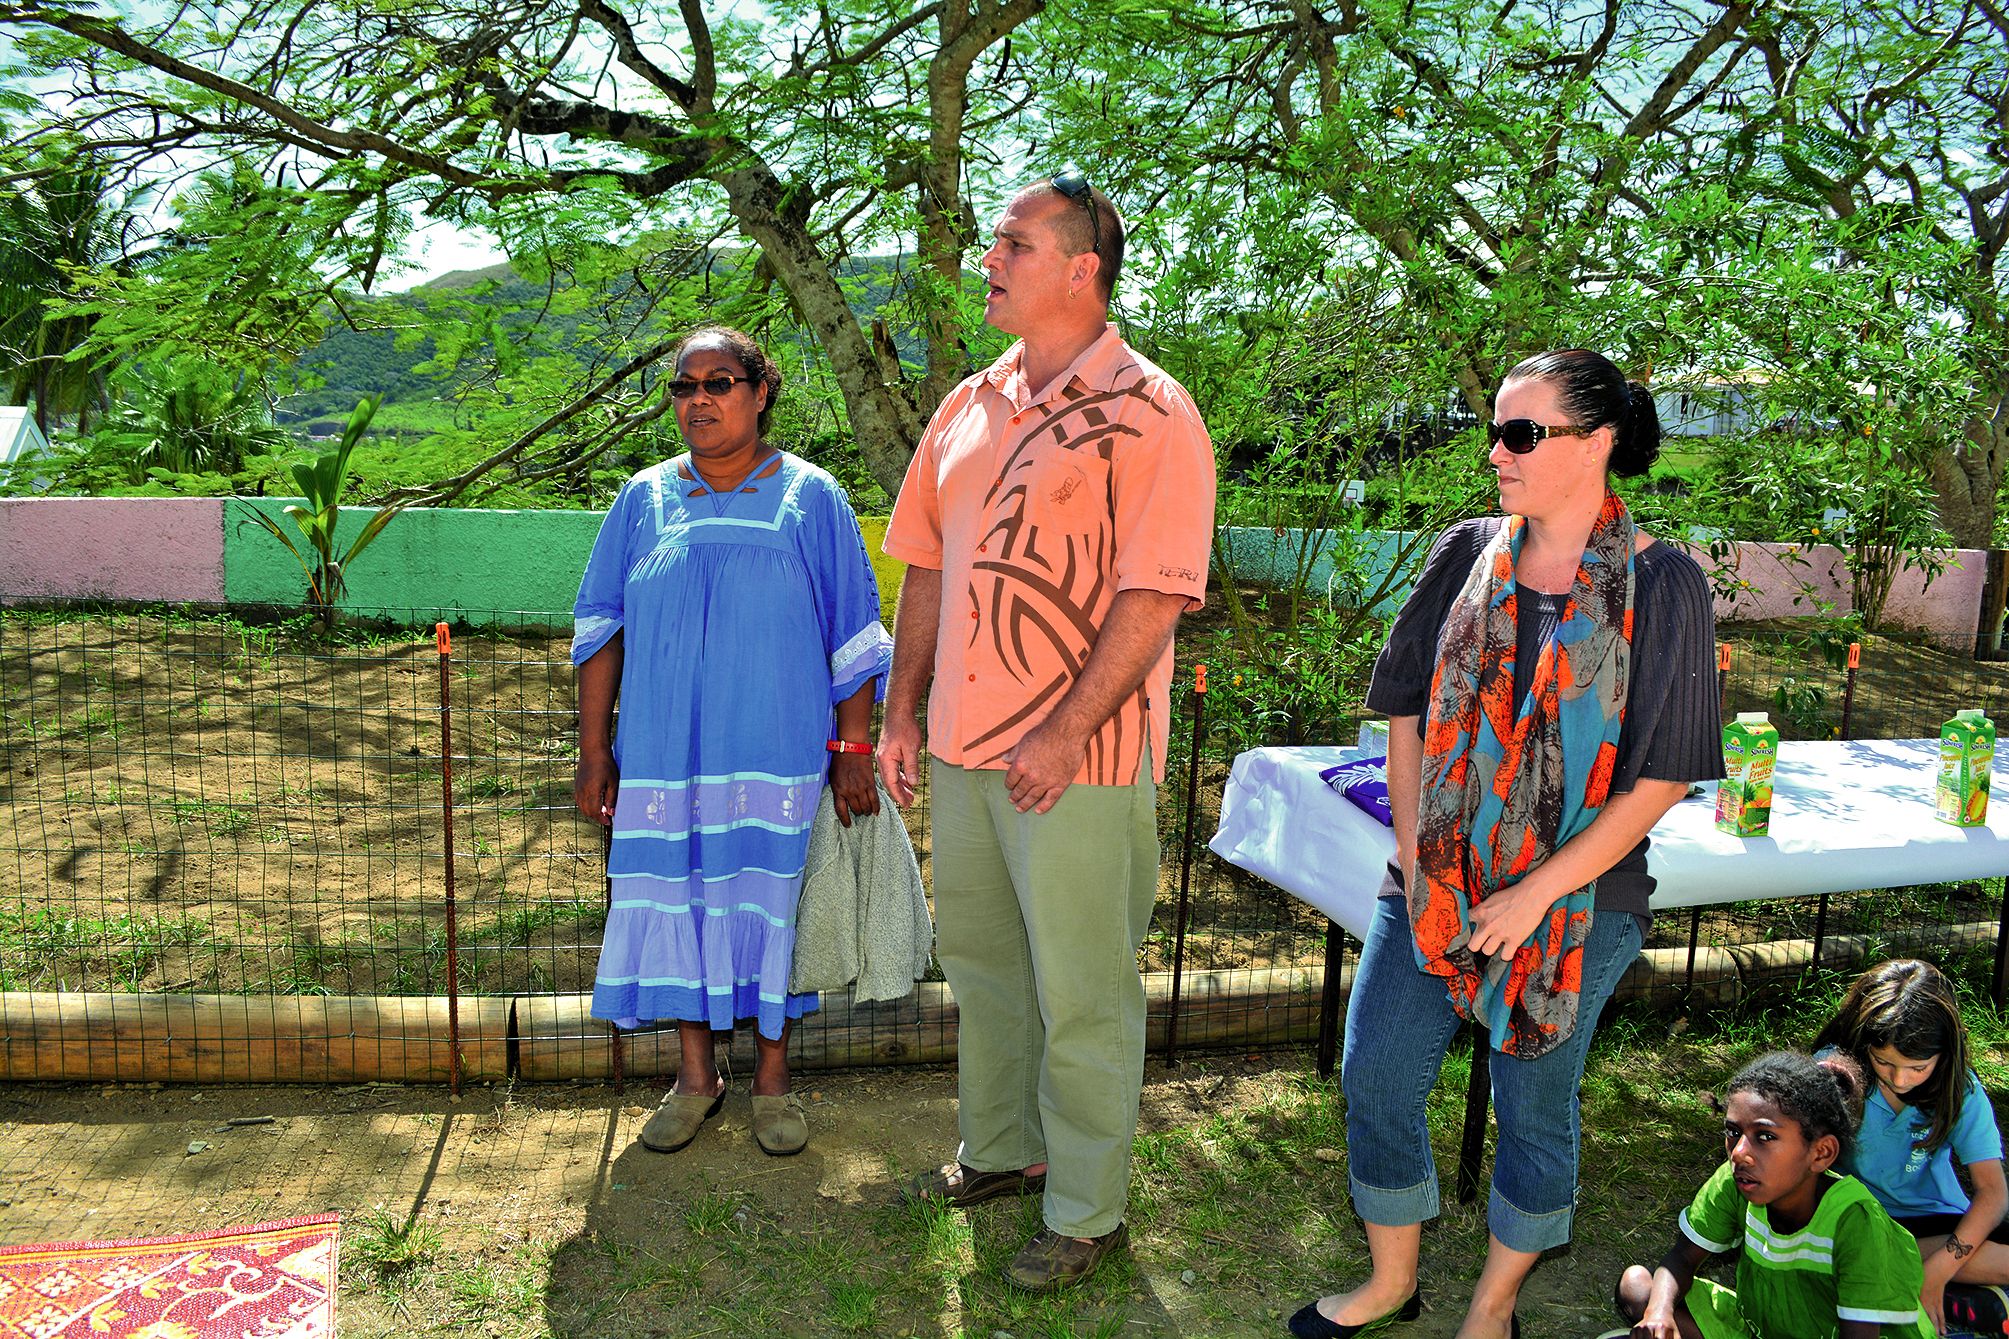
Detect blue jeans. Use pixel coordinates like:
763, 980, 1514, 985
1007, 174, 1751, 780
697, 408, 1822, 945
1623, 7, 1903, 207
1341, 892, 1643, 1252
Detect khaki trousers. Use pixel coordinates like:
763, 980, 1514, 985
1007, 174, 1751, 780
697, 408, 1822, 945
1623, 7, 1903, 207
928, 748, 1158, 1237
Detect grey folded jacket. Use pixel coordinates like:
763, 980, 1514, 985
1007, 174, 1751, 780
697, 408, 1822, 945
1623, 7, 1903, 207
789, 780, 932, 1001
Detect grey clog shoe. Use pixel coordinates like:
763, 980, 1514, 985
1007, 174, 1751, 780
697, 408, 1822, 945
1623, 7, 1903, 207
639, 1088, 724, 1153
750, 1093, 808, 1156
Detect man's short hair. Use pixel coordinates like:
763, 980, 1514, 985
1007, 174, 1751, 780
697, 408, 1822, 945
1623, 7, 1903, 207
1018, 177, 1127, 303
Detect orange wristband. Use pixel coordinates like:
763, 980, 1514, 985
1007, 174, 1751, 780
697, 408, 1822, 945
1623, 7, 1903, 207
826, 740, 872, 755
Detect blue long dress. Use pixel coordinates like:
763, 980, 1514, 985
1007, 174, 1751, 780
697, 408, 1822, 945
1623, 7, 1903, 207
572, 451, 891, 1039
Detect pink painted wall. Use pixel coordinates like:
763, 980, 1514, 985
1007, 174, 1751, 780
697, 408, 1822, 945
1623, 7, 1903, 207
1678, 539, 1985, 639
0, 498, 225, 604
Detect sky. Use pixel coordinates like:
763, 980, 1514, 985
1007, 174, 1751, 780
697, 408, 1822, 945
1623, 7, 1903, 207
395, 220, 511, 288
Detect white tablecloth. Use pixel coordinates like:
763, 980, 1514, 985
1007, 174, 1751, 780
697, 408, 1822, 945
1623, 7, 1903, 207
1209, 738, 2009, 940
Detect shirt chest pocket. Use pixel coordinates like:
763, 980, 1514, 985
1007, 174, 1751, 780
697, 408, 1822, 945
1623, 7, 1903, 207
1031, 450, 1112, 528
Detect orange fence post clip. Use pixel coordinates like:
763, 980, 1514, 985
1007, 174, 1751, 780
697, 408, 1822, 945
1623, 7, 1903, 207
1194, 664, 1208, 695
1839, 642, 1863, 742
1718, 644, 1731, 672
436, 622, 452, 657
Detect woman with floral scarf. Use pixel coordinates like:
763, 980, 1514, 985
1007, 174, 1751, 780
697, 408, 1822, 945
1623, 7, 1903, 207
1289, 351, 1725, 1339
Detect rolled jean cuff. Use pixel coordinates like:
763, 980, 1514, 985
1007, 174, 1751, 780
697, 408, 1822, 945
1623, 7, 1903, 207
1349, 1171, 1440, 1228
1488, 1184, 1574, 1253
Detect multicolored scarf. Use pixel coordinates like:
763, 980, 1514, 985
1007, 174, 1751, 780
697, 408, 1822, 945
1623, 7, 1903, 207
1410, 491, 1635, 1059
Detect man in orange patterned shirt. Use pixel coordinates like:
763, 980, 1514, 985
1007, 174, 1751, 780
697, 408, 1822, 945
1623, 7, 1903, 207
879, 170, 1216, 1291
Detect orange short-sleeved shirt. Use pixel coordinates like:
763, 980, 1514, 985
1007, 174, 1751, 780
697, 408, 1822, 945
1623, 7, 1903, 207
883, 328, 1216, 785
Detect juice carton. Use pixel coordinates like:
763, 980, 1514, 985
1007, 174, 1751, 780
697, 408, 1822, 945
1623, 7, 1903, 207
1936, 709, 1995, 827
1716, 712, 1779, 837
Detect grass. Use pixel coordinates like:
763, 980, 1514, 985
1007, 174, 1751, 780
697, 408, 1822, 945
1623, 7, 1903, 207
169, 797, 257, 836
481, 900, 607, 948
322, 962, 2007, 1338
0, 907, 215, 989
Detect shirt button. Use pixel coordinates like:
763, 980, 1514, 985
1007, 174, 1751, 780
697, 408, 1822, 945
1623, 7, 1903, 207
978, 543, 988, 553
967, 674, 976, 682
970, 611, 979, 620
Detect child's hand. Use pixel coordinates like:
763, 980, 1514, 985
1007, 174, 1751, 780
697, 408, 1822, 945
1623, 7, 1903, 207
1920, 1277, 1947, 1335
1632, 1306, 1685, 1339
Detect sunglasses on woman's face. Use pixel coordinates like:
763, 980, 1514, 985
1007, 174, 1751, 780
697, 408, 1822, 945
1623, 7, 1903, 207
1489, 419, 1597, 454
668, 374, 754, 400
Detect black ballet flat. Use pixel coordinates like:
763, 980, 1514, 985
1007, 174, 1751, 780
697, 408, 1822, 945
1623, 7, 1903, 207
1285, 1290, 1423, 1339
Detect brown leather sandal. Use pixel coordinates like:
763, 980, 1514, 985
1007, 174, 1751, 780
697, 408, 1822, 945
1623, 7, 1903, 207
900, 1161, 1046, 1208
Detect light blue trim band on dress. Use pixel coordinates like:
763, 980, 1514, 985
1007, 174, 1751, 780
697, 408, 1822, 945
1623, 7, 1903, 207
571, 614, 621, 663
831, 621, 893, 681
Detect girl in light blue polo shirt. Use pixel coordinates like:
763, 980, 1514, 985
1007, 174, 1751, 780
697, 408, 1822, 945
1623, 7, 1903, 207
1815, 960, 2008, 1335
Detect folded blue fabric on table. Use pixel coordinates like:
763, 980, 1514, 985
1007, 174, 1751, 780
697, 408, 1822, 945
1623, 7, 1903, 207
1319, 756, 1392, 826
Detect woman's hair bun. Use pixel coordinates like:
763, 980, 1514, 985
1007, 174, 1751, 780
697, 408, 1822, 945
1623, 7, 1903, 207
1612, 381, 1662, 478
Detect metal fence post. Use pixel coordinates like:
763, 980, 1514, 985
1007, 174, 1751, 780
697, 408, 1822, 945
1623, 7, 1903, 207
1813, 642, 1862, 973
436, 623, 463, 1097
1837, 642, 1860, 740
1164, 665, 1207, 1064
602, 823, 624, 1092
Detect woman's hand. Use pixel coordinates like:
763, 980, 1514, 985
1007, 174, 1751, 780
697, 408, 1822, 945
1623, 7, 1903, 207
1467, 877, 1560, 957
575, 747, 619, 826
830, 753, 879, 828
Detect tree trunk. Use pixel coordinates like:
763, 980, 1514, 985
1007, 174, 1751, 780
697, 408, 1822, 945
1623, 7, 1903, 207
721, 172, 928, 498
1927, 397, 2008, 550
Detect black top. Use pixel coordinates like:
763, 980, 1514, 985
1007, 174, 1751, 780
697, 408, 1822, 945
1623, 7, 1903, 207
1365, 516, 1727, 926
1515, 589, 1571, 707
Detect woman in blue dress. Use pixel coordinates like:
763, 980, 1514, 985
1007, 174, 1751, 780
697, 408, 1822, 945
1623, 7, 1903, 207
572, 325, 891, 1157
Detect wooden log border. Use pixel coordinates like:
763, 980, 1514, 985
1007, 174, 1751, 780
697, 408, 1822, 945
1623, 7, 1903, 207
0, 920, 1995, 1084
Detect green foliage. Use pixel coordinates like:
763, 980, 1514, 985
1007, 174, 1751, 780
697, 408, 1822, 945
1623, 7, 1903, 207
99, 356, 291, 480
247, 398, 405, 629
51, 162, 362, 371
0, 147, 129, 431
1197, 603, 1388, 759
1771, 676, 1837, 740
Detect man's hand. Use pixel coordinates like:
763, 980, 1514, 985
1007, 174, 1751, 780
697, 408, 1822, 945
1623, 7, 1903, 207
877, 717, 924, 807
574, 747, 619, 826
1003, 721, 1088, 814
830, 753, 879, 828
1467, 878, 1558, 958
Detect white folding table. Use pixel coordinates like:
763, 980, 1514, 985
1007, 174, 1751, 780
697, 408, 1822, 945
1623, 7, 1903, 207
1209, 737, 2009, 1198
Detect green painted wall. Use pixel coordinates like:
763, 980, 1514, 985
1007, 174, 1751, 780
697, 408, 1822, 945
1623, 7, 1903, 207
225, 501, 605, 626
224, 501, 907, 628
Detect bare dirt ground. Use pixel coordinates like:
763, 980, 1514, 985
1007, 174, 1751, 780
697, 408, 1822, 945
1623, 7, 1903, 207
0, 1053, 1682, 1339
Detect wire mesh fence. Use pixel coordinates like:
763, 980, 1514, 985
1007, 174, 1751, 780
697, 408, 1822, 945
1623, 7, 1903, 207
0, 604, 2003, 1086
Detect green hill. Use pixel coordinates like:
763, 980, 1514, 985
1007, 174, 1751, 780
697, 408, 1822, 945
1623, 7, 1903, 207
278, 247, 927, 431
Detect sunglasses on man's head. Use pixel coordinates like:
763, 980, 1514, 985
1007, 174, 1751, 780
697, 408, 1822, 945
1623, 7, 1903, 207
668, 374, 754, 400
1051, 164, 1102, 255
1489, 419, 1598, 454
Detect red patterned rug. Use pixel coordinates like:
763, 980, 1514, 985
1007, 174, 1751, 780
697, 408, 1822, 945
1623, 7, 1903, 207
0, 1214, 338, 1338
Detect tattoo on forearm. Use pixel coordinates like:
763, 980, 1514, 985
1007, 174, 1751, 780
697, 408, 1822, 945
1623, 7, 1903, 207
1944, 1234, 1975, 1261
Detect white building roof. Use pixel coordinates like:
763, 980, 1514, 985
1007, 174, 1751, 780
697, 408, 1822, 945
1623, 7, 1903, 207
0, 407, 51, 465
